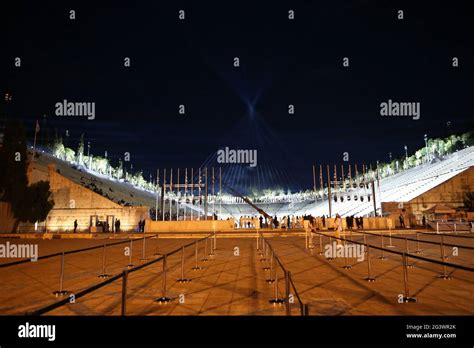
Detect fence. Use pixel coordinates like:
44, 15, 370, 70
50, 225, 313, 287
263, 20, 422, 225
257, 232, 309, 316
427, 220, 472, 233
0, 234, 157, 269
27, 234, 213, 315
307, 229, 474, 302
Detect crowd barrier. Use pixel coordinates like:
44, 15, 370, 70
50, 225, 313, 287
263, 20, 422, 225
307, 229, 474, 302
257, 232, 308, 315
27, 235, 212, 315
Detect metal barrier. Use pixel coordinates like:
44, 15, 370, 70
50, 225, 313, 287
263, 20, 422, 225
427, 220, 471, 234
27, 235, 211, 315
53, 252, 68, 296
258, 232, 308, 316
352, 231, 474, 250
0, 234, 158, 269
98, 244, 111, 279
310, 230, 474, 303
351, 230, 474, 269
417, 230, 474, 239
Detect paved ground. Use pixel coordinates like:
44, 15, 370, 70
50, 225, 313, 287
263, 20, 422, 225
268, 232, 474, 315
0, 232, 473, 316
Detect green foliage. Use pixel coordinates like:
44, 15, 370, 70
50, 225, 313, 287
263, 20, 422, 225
64, 147, 76, 162
377, 131, 473, 180
91, 156, 109, 174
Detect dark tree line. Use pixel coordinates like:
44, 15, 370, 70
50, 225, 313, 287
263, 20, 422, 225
0, 121, 54, 232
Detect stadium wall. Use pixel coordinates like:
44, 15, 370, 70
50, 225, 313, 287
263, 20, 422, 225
383, 166, 474, 225
17, 163, 149, 232
144, 219, 236, 233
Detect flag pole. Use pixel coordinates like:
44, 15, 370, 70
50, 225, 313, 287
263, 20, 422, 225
33, 120, 39, 160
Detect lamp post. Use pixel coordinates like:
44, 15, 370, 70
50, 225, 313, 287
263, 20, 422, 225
446, 122, 452, 155
87, 141, 91, 169
424, 134, 428, 163
404, 145, 408, 169
65, 130, 70, 151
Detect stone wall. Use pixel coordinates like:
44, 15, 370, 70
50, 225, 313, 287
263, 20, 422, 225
144, 219, 236, 232
380, 167, 474, 226
409, 166, 474, 215
18, 163, 149, 232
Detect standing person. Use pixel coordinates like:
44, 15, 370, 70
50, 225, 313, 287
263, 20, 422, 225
73, 219, 78, 233
334, 214, 342, 245
322, 215, 326, 228
349, 216, 354, 231
142, 219, 145, 232
259, 215, 263, 229
115, 219, 119, 233
422, 215, 426, 227
399, 214, 405, 228
138, 220, 142, 232
359, 217, 363, 229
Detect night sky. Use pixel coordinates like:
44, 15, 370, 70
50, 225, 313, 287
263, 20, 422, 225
2, 0, 473, 192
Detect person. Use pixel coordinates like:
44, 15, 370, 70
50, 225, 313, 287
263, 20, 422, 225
259, 216, 263, 229
115, 219, 120, 233
322, 215, 326, 228
142, 219, 145, 232
399, 214, 405, 228
422, 215, 426, 227
74, 219, 78, 233
138, 220, 142, 232
333, 214, 342, 245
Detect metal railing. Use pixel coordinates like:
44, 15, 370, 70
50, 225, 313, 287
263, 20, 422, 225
308, 230, 474, 302
417, 230, 474, 239
27, 234, 214, 315
351, 229, 474, 258
257, 232, 309, 316
0, 234, 157, 269
427, 220, 472, 234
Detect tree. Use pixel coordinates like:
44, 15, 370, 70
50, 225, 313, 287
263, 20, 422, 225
464, 192, 474, 212
0, 121, 54, 232
77, 133, 84, 165
12, 181, 54, 224
0, 121, 28, 203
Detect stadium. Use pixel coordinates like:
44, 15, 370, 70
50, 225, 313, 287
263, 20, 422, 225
2, 2, 474, 345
